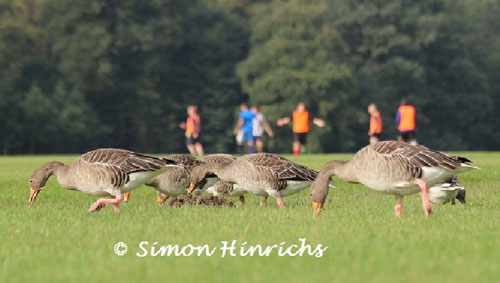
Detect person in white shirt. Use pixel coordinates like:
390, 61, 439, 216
251, 106, 274, 152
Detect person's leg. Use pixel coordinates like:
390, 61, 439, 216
195, 143, 204, 156
186, 136, 196, 155
409, 131, 418, 145
293, 141, 300, 156
299, 133, 307, 155
186, 144, 196, 155
236, 130, 244, 154
292, 133, 300, 156
247, 141, 254, 154
255, 137, 263, 152
400, 132, 408, 143
243, 131, 254, 154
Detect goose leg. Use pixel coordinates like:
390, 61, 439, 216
417, 180, 432, 217
156, 192, 168, 204
267, 190, 285, 208
394, 196, 403, 217
276, 197, 285, 208
260, 196, 268, 207
239, 195, 246, 206
89, 195, 123, 213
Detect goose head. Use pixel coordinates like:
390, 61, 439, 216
29, 161, 64, 204
309, 178, 329, 216
309, 160, 345, 216
188, 164, 214, 194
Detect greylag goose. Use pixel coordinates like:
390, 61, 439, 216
197, 154, 251, 205
145, 154, 225, 204
188, 153, 318, 208
309, 141, 479, 216
205, 180, 249, 205
28, 148, 179, 212
428, 175, 466, 205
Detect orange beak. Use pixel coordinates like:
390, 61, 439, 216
312, 201, 323, 216
187, 183, 195, 195
29, 187, 40, 204
157, 196, 166, 204
123, 191, 130, 202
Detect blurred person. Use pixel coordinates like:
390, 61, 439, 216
396, 99, 417, 145
179, 105, 204, 156
234, 103, 256, 154
276, 102, 325, 156
251, 106, 274, 152
367, 103, 383, 144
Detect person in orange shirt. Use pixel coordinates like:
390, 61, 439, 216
396, 99, 417, 145
277, 102, 325, 156
367, 103, 383, 144
179, 105, 204, 156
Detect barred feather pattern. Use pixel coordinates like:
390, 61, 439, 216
75, 148, 170, 189
362, 141, 468, 179
192, 153, 317, 195
239, 153, 318, 182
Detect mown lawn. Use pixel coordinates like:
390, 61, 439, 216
0, 153, 499, 283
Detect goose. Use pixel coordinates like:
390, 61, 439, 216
197, 154, 251, 205
146, 154, 230, 204
205, 180, 249, 205
28, 148, 180, 212
309, 141, 479, 216
188, 153, 318, 208
428, 175, 466, 205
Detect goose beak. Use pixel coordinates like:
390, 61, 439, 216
187, 183, 195, 195
123, 191, 130, 202
157, 196, 166, 204
312, 201, 323, 216
29, 187, 41, 204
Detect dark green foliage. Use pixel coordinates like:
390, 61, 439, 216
0, 0, 499, 153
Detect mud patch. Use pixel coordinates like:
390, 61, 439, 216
168, 195, 234, 207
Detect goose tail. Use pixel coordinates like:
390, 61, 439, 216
457, 163, 481, 172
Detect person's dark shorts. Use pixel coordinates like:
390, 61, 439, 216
186, 133, 201, 145
254, 135, 263, 142
400, 131, 415, 142
371, 133, 381, 139
293, 132, 308, 144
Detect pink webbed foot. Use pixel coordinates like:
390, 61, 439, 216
394, 197, 403, 217
89, 199, 107, 212
88, 195, 123, 213
276, 197, 285, 208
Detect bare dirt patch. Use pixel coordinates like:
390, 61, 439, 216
168, 195, 234, 207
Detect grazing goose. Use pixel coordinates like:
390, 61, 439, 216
197, 154, 252, 205
146, 154, 226, 204
428, 175, 466, 205
205, 179, 249, 205
28, 148, 179, 212
188, 153, 318, 208
309, 141, 479, 216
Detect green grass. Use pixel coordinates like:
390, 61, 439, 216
1, 153, 499, 283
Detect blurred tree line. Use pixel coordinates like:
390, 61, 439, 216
0, 0, 499, 154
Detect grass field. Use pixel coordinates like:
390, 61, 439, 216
0, 153, 499, 283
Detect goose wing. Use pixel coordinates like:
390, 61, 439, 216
162, 154, 201, 171
201, 154, 236, 166
240, 153, 318, 181
76, 148, 177, 187
370, 141, 466, 171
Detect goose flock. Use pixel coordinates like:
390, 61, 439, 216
28, 141, 479, 217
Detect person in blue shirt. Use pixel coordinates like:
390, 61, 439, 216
234, 103, 256, 154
